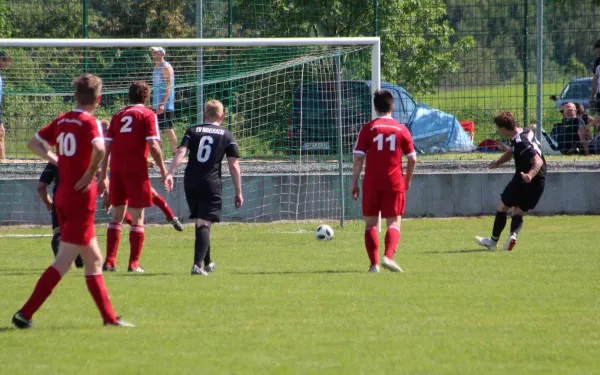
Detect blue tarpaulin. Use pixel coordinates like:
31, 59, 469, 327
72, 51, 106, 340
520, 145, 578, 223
407, 104, 476, 153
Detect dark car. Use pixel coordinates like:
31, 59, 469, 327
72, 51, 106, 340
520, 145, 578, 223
550, 77, 593, 109
287, 81, 417, 153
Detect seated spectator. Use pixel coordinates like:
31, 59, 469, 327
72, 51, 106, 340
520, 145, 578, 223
551, 102, 589, 154
576, 103, 593, 126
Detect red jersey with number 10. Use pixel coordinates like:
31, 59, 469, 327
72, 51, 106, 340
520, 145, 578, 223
353, 116, 416, 192
107, 104, 160, 173
36, 109, 103, 193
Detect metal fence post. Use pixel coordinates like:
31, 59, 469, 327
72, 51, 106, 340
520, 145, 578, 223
335, 52, 345, 228
196, 0, 203, 123
523, 0, 529, 126
536, 0, 543, 139
228, 0, 233, 132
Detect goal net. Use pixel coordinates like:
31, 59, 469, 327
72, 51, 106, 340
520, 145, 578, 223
0, 38, 380, 237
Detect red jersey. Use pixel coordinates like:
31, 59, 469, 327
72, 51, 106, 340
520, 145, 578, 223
353, 116, 415, 192
36, 109, 103, 209
106, 104, 159, 173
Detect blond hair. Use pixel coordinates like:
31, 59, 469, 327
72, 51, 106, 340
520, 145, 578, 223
204, 100, 224, 122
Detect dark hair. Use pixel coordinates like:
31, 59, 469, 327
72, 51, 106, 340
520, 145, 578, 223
494, 111, 517, 130
73, 73, 102, 105
373, 90, 394, 114
594, 40, 600, 49
575, 103, 586, 115
128, 81, 151, 104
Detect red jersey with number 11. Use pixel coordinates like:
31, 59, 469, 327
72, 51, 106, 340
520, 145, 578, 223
107, 104, 159, 173
353, 116, 415, 192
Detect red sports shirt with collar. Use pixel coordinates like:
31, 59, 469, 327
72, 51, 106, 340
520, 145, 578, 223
36, 109, 103, 206
106, 104, 159, 173
353, 116, 416, 192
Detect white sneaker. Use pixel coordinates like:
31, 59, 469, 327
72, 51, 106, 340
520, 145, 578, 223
205, 262, 216, 273
381, 256, 403, 272
475, 236, 498, 250
368, 265, 380, 273
502, 234, 517, 251
191, 264, 208, 276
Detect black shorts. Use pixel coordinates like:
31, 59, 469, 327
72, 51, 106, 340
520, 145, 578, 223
184, 183, 222, 223
157, 111, 174, 131
51, 202, 59, 230
501, 177, 545, 212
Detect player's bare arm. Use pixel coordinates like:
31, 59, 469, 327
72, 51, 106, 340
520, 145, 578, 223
27, 137, 58, 166
404, 154, 417, 191
75, 140, 105, 192
165, 145, 187, 192
148, 139, 167, 180
98, 139, 112, 196
489, 148, 513, 169
36, 181, 53, 212
227, 156, 243, 209
577, 127, 590, 155
520, 154, 544, 183
158, 65, 173, 115
351, 153, 365, 200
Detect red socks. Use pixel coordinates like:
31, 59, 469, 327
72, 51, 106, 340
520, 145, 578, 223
21, 266, 62, 320
153, 194, 175, 220
384, 224, 401, 259
105, 222, 122, 267
123, 211, 133, 226
85, 274, 118, 324
129, 225, 145, 268
364, 226, 379, 266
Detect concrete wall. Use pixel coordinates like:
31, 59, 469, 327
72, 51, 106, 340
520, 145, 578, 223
1, 171, 599, 225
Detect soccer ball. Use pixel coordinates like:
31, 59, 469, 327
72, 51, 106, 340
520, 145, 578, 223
315, 225, 334, 241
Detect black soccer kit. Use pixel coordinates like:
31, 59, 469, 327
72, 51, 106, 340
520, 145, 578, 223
180, 123, 240, 222
38, 162, 59, 230
501, 129, 547, 212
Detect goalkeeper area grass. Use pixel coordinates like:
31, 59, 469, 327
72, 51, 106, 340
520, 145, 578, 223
0, 216, 598, 374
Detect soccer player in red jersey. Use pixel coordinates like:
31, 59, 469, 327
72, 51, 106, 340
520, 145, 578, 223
351, 90, 417, 273
99, 81, 167, 273
98, 120, 183, 232
12, 74, 133, 328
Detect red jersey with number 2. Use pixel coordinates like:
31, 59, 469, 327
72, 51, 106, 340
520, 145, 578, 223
353, 116, 416, 192
36, 109, 103, 208
107, 104, 159, 173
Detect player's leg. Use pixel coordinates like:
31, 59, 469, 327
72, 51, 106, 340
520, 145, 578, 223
51, 227, 60, 257
203, 246, 214, 272
12, 240, 79, 328
502, 207, 524, 251
192, 218, 212, 276
123, 209, 133, 226
503, 179, 545, 251
151, 187, 182, 231
362, 185, 381, 272
127, 207, 145, 272
80, 237, 134, 327
104, 205, 126, 271
381, 216, 403, 272
475, 179, 519, 249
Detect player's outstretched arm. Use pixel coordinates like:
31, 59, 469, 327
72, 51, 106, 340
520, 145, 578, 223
351, 154, 365, 200
227, 157, 243, 209
27, 137, 58, 166
75, 140, 105, 192
165, 146, 187, 192
148, 139, 167, 180
520, 154, 544, 183
489, 149, 513, 169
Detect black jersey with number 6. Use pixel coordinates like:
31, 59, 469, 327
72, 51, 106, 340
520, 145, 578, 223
180, 123, 240, 187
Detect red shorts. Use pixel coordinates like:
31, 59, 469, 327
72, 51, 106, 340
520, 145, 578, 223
109, 169, 152, 209
362, 188, 406, 217
55, 189, 97, 246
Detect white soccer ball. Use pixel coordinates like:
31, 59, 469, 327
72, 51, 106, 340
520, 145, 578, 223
315, 224, 334, 241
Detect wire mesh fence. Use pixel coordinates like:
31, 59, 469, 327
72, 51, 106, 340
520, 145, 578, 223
1, 0, 600, 160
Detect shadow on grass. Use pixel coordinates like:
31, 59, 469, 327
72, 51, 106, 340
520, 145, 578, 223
422, 249, 490, 254
111, 272, 175, 277
234, 269, 361, 276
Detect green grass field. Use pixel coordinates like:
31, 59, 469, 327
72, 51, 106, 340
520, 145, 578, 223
1, 217, 599, 374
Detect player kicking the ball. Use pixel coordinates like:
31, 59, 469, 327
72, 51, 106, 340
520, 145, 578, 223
351, 90, 417, 273
13, 74, 133, 328
165, 100, 243, 276
475, 111, 546, 251
99, 81, 168, 273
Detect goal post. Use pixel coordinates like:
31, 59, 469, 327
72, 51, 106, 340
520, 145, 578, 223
0, 37, 380, 236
